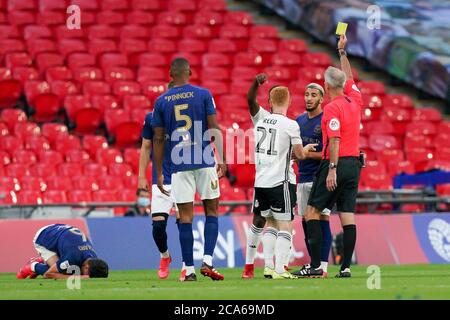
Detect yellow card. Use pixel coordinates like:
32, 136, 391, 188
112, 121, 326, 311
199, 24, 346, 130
336, 22, 348, 36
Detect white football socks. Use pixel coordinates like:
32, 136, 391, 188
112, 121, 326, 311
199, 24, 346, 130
275, 231, 292, 274
245, 224, 263, 264
262, 227, 278, 270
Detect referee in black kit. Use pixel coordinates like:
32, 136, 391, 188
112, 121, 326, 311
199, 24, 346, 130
297, 35, 363, 278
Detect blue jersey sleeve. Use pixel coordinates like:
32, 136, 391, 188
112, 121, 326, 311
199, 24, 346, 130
151, 98, 165, 128
56, 253, 79, 274
204, 90, 217, 116
141, 112, 153, 140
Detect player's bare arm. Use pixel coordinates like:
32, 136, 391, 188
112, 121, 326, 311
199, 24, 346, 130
153, 127, 170, 196
326, 137, 340, 191
247, 73, 267, 116
207, 114, 227, 178
293, 143, 318, 160
338, 35, 353, 80
138, 138, 152, 191
43, 263, 89, 279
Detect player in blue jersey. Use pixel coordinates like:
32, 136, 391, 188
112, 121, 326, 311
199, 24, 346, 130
138, 110, 186, 281
17, 224, 108, 279
152, 58, 227, 282
291, 83, 332, 278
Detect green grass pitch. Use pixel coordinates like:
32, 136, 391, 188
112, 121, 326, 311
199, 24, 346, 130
1, 265, 449, 300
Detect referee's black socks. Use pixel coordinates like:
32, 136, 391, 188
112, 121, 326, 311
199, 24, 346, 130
341, 224, 357, 271
306, 220, 322, 269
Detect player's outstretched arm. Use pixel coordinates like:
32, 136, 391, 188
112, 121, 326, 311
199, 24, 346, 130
138, 138, 151, 191
43, 264, 89, 279
247, 74, 267, 117
293, 143, 317, 160
338, 35, 353, 80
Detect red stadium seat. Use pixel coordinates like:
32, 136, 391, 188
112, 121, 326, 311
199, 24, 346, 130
1, 108, 27, 131
436, 148, 450, 161
73, 67, 103, 83
138, 53, 167, 69
140, 81, 167, 101
0, 122, 9, 137
98, 176, 123, 190
12, 67, 39, 83
96, 148, 123, 166
45, 176, 73, 191
234, 52, 264, 69
406, 148, 435, 171
91, 95, 120, 113
405, 121, 437, 137
5, 163, 30, 178
5, 52, 32, 68
120, 39, 148, 64
68, 53, 96, 70
0, 151, 11, 166
92, 190, 116, 202
88, 25, 119, 40
438, 122, 450, 136
13, 150, 37, 165
97, 11, 125, 25
83, 134, 108, 158
14, 122, 40, 139
436, 184, 450, 196
122, 175, 137, 189
0, 68, 12, 81
123, 148, 140, 170
424, 160, 450, 172
362, 173, 392, 190
278, 39, 307, 54
298, 66, 326, 83
123, 95, 151, 111
27, 39, 57, 58
250, 25, 279, 40
201, 67, 230, 82
29, 163, 56, 178
248, 38, 277, 56
157, 11, 188, 27
100, 53, 128, 70
183, 25, 213, 41
377, 149, 404, 166
83, 81, 111, 96
233, 164, 255, 189
39, 0, 67, 11
109, 163, 133, 177
201, 81, 229, 98
112, 81, 142, 97
46, 66, 74, 82
88, 39, 118, 56
126, 11, 155, 25
148, 38, 177, 54
380, 108, 411, 136
120, 25, 150, 39
42, 190, 67, 204
0, 189, 17, 204
17, 190, 42, 204
208, 39, 237, 58
225, 11, 253, 26
0, 80, 21, 108
230, 67, 257, 82
177, 39, 206, 53
24, 80, 51, 104
68, 190, 93, 203
101, 0, 129, 10
72, 176, 99, 192
412, 108, 442, 122
54, 25, 86, 40
0, 25, 21, 39
54, 135, 82, 154
23, 25, 52, 40
0, 39, 25, 56
265, 66, 291, 85
37, 12, 66, 26
404, 135, 432, 151
58, 163, 83, 177
32, 97, 60, 122
382, 94, 413, 109
130, 108, 147, 124
131, 0, 165, 11
38, 150, 64, 166
116, 189, 136, 202
202, 53, 232, 68
137, 67, 166, 82
272, 52, 302, 75
302, 52, 332, 68
368, 134, 398, 151
194, 11, 223, 36
66, 149, 91, 163
20, 176, 44, 192
41, 123, 68, 144
50, 80, 79, 101
7, 11, 36, 26
24, 136, 50, 153
220, 24, 249, 51
360, 160, 386, 179
84, 163, 108, 177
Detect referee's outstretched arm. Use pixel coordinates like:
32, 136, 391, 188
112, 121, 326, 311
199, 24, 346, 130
247, 74, 267, 116
337, 35, 353, 80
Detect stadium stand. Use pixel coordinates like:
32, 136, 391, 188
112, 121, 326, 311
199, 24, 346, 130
0, 0, 448, 215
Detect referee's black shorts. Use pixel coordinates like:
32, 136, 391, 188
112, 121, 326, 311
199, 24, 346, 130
308, 157, 361, 213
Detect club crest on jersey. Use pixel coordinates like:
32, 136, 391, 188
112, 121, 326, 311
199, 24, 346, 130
211, 180, 218, 190
254, 200, 259, 208
329, 118, 340, 131
314, 125, 322, 135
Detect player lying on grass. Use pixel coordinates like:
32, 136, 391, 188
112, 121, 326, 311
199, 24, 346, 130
243, 74, 317, 279
17, 224, 109, 279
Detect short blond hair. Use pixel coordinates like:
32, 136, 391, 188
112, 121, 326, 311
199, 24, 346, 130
269, 86, 290, 107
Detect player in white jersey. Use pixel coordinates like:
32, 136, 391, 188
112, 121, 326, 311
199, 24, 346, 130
242, 74, 317, 280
